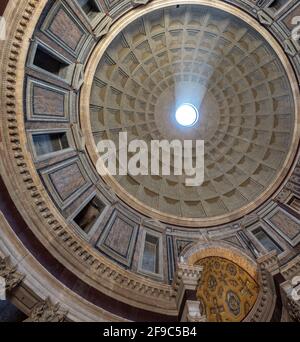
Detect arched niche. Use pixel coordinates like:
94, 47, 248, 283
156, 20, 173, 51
180, 241, 277, 322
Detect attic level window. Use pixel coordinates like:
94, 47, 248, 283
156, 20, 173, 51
33, 46, 68, 77
268, 0, 286, 10
77, 0, 99, 20
74, 196, 105, 233
252, 228, 283, 254
142, 234, 160, 274
33, 132, 69, 156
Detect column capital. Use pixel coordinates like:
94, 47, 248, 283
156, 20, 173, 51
25, 298, 68, 322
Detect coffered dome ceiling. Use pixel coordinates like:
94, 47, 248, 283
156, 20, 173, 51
88, 4, 297, 223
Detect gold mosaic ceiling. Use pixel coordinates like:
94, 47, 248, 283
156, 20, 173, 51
196, 257, 259, 322
90, 4, 295, 220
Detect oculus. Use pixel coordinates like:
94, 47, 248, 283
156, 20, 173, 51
175, 103, 199, 127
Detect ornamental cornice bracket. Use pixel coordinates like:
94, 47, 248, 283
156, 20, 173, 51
0, 256, 25, 292
173, 263, 203, 289
257, 250, 280, 275
172, 263, 203, 302
25, 298, 68, 322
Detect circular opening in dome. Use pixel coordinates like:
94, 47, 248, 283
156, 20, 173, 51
175, 104, 199, 127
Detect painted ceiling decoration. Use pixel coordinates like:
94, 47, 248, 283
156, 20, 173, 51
196, 257, 259, 322
0, 0, 300, 323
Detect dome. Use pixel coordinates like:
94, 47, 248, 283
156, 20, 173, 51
85, 4, 298, 226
